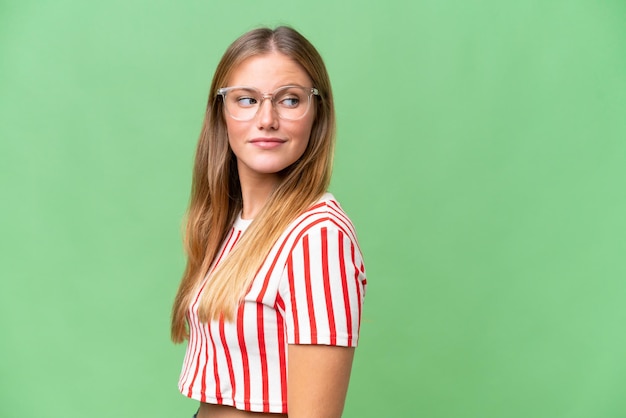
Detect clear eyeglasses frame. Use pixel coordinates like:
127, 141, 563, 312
217, 85, 319, 121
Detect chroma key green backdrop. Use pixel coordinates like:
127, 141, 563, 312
1, 1, 625, 417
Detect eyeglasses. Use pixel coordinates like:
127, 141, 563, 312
217, 85, 319, 121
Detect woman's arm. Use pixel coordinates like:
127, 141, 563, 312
287, 344, 355, 418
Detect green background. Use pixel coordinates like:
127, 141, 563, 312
1, 0, 625, 417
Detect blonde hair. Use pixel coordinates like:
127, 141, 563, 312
171, 26, 336, 342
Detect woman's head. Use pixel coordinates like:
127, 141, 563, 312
202, 26, 335, 195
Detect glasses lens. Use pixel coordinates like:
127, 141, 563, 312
273, 86, 311, 120
222, 87, 313, 121
223, 88, 260, 121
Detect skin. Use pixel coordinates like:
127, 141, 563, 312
286, 345, 355, 418
196, 52, 355, 418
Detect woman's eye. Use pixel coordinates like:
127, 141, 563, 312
279, 97, 300, 108
236, 97, 257, 107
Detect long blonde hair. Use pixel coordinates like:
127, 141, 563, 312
171, 26, 336, 342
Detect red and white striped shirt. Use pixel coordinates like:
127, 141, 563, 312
178, 193, 367, 413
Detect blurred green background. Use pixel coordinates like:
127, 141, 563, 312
1, 0, 625, 417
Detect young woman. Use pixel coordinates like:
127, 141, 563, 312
171, 26, 367, 418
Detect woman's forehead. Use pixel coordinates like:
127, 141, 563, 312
226, 52, 312, 89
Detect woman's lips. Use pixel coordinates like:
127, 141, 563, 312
249, 137, 286, 149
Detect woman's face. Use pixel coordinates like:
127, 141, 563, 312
223, 52, 316, 186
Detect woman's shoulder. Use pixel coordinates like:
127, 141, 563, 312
300, 192, 347, 219
290, 192, 359, 240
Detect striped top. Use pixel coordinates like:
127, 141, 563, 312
178, 193, 367, 413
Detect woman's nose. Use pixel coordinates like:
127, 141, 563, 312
256, 97, 279, 128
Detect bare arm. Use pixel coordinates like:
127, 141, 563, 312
287, 344, 355, 418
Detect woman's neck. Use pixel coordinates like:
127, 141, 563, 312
238, 172, 281, 220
